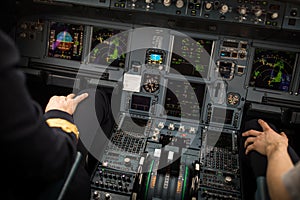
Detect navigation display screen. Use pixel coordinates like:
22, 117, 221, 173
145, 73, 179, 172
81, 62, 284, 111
130, 94, 151, 112
48, 22, 84, 61
89, 27, 128, 68
170, 36, 213, 78
164, 79, 205, 120
249, 48, 297, 92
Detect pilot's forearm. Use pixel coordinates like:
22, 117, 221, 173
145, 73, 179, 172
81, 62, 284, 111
266, 143, 293, 200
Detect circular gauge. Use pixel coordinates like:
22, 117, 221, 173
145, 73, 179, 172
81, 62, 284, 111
227, 92, 240, 106
143, 75, 160, 93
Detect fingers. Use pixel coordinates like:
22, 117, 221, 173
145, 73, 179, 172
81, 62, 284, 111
242, 129, 262, 137
244, 136, 256, 148
258, 119, 271, 131
67, 93, 76, 99
245, 144, 255, 155
73, 93, 89, 105
280, 132, 287, 138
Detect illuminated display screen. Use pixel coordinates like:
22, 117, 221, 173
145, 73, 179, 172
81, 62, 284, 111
130, 94, 151, 112
146, 49, 165, 65
89, 27, 128, 68
48, 22, 84, 61
170, 36, 213, 78
150, 54, 162, 62
249, 48, 297, 92
211, 107, 234, 125
164, 79, 205, 120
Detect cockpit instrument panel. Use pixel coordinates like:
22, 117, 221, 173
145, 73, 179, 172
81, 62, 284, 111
170, 36, 213, 78
47, 22, 84, 61
249, 48, 297, 92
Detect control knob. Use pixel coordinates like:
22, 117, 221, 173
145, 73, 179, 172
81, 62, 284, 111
168, 123, 175, 130
220, 4, 229, 14
19, 32, 27, 38
163, 0, 171, 6
253, 6, 263, 17
224, 176, 232, 184
93, 191, 100, 199
205, 2, 213, 10
124, 157, 131, 166
20, 23, 28, 30
270, 12, 279, 19
105, 193, 111, 200
176, 0, 184, 9
238, 6, 247, 15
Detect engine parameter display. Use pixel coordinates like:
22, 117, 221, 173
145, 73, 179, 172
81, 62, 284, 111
89, 27, 128, 68
249, 48, 297, 92
48, 22, 84, 61
170, 36, 213, 78
164, 79, 205, 120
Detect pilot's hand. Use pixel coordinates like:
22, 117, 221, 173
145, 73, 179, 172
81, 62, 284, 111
45, 93, 89, 115
242, 119, 288, 157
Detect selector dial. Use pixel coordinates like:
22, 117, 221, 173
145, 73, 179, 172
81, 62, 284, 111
227, 92, 240, 106
220, 4, 229, 14
238, 6, 247, 15
205, 2, 213, 10
271, 12, 279, 19
163, 0, 171, 6
253, 6, 263, 17
143, 74, 160, 93
176, 0, 184, 9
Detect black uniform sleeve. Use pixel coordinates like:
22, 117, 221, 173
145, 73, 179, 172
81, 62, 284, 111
0, 30, 77, 184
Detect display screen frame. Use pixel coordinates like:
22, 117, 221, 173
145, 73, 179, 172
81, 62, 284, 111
248, 45, 299, 93
87, 25, 130, 68
130, 94, 152, 113
203, 130, 233, 150
210, 107, 235, 125
163, 78, 207, 121
47, 21, 85, 62
169, 34, 214, 79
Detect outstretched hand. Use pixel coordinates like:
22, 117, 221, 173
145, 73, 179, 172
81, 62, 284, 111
45, 93, 89, 115
242, 119, 289, 157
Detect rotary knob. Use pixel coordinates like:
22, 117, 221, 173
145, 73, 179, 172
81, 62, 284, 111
238, 6, 247, 15
271, 12, 279, 19
124, 157, 131, 166
176, 0, 184, 8
93, 191, 100, 199
19, 32, 27, 38
254, 8, 263, 17
220, 4, 229, 14
105, 193, 111, 200
225, 176, 233, 183
163, 0, 171, 6
205, 2, 213, 10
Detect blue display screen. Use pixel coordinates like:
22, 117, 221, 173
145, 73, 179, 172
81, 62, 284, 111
150, 54, 162, 61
